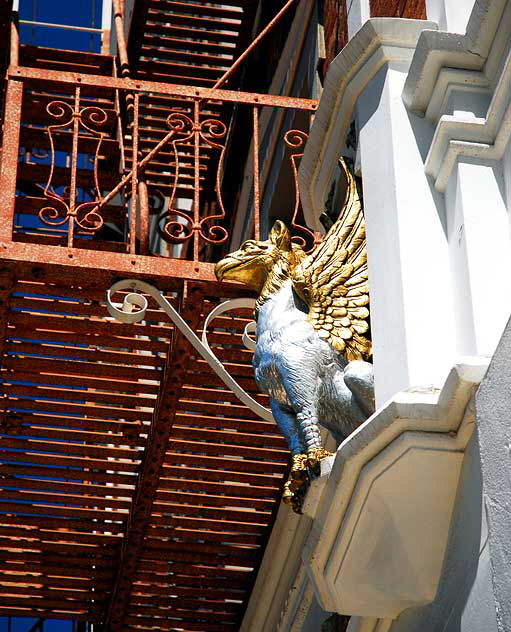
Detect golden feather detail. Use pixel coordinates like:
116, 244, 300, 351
291, 159, 372, 362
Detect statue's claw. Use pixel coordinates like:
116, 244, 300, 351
283, 449, 335, 513
283, 480, 306, 514
290, 453, 308, 480
282, 454, 311, 513
306, 447, 335, 469
282, 481, 294, 504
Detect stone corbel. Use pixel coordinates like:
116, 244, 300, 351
301, 359, 488, 621
298, 17, 437, 229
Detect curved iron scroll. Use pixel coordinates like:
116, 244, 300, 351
284, 129, 319, 253
106, 279, 272, 422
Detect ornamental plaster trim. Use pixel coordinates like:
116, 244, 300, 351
239, 504, 312, 632
403, 0, 511, 191
302, 358, 488, 616
298, 18, 437, 229
403, 0, 508, 115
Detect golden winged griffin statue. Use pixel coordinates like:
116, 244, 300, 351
215, 159, 374, 512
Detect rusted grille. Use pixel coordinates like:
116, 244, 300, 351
0, 276, 168, 619
4, 67, 317, 261
0, 272, 287, 625
129, 1, 258, 88
0, 1, 319, 627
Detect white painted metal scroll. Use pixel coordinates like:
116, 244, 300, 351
106, 279, 273, 422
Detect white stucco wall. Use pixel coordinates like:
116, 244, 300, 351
358, 61, 456, 405
246, 3, 511, 630
444, 160, 511, 356
388, 432, 498, 632
426, 0, 476, 33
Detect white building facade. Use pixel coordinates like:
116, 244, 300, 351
242, 1, 511, 630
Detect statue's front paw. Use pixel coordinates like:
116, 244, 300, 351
290, 453, 308, 481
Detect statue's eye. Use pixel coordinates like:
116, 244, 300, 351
241, 240, 268, 252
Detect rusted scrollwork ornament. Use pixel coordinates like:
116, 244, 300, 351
215, 159, 375, 512
162, 112, 228, 248
40, 99, 110, 234
284, 129, 318, 253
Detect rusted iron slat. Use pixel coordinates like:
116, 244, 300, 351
151, 501, 270, 523
171, 425, 286, 448
4, 382, 156, 409
136, 557, 255, 579
1, 368, 160, 395
104, 282, 204, 630
2, 354, 161, 381
154, 489, 274, 510
130, 583, 244, 602
0, 462, 136, 486
164, 451, 287, 474
9, 66, 319, 111
123, 614, 237, 631
146, 526, 262, 544
161, 465, 279, 487
0, 436, 142, 460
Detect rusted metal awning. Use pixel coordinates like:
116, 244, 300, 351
128, 0, 260, 87
0, 0, 316, 629
0, 264, 287, 629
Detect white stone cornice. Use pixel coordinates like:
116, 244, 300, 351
298, 18, 437, 228
402, 0, 511, 191
426, 24, 511, 190
402, 0, 508, 115
302, 359, 488, 618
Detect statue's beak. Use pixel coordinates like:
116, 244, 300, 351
214, 261, 224, 281
215, 256, 237, 281
215, 252, 266, 291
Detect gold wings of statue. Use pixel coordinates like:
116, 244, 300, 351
292, 159, 372, 361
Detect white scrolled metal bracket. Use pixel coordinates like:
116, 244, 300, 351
106, 279, 273, 422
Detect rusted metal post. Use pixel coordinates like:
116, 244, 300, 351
10, 10, 19, 66
138, 180, 150, 255
193, 99, 200, 260
112, 0, 130, 79
252, 106, 261, 240
113, 0, 135, 130
0, 79, 23, 243
67, 86, 81, 249
129, 93, 139, 254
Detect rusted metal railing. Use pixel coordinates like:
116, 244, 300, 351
0, 66, 318, 261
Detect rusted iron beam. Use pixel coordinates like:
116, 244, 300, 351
253, 106, 260, 240
103, 281, 205, 630
9, 66, 319, 111
138, 180, 150, 255
0, 241, 217, 282
0, 79, 22, 242
10, 10, 19, 66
